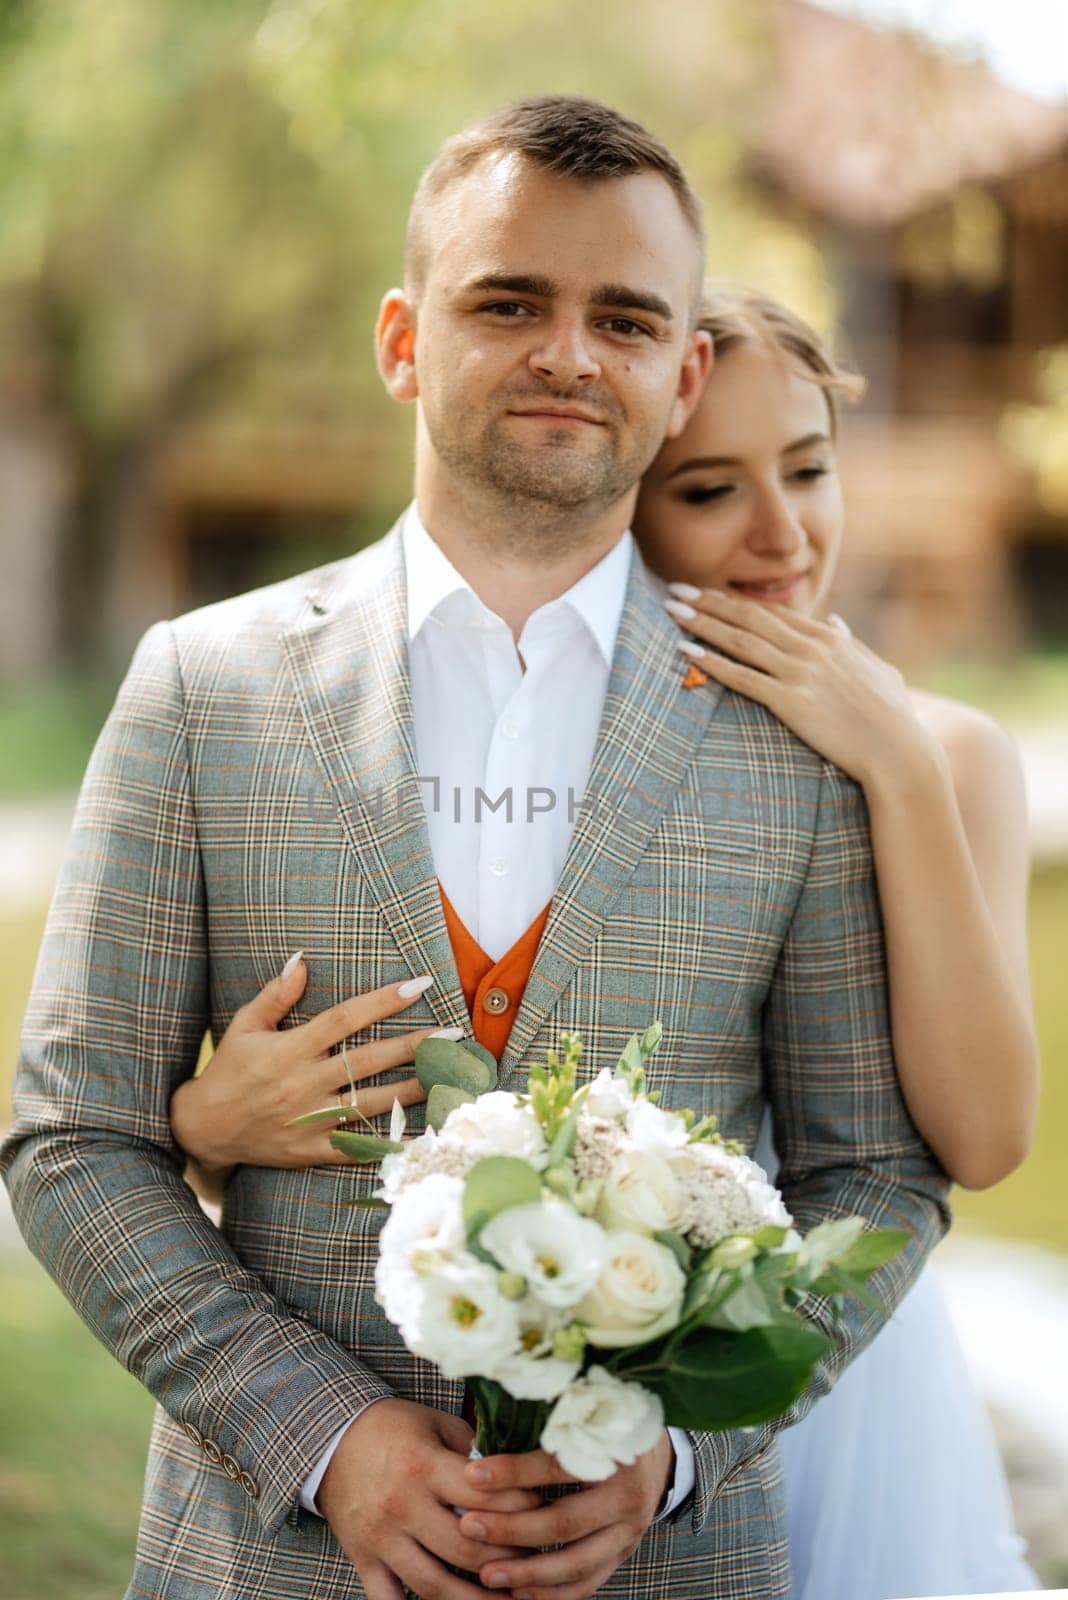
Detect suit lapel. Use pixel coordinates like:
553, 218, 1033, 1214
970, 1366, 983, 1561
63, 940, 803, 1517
499, 554, 725, 1083
279, 528, 469, 1033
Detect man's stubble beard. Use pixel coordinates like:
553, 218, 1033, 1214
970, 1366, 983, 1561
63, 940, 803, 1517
424, 406, 663, 561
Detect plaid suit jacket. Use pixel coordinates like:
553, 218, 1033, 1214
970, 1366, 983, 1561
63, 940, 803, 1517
2, 524, 950, 1598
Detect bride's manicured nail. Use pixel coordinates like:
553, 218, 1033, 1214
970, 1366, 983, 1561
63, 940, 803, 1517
678, 640, 706, 659
280, 950, 305, 980
664, 598, 697, 621
397, 973, 434, 999
668, 581, 702, 600
429, 1026, 465, 1040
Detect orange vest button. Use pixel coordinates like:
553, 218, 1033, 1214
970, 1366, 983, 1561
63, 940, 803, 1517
482, 987, 510, 1015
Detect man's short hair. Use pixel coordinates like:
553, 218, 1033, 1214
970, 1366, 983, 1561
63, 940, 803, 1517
405, 95, 706, 307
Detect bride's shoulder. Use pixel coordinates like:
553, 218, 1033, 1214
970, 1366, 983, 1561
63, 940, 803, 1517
907, 688, 1025, 809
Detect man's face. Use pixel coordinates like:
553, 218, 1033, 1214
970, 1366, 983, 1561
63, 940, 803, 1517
396, 154, 706, 522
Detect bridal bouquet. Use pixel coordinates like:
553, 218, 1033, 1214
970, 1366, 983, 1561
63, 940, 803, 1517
299, 1025, 907, 1479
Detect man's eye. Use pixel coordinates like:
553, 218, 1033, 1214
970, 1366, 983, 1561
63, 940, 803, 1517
480, 302, 532, 318
601, 318, 650, 337
681, 484, 733, 505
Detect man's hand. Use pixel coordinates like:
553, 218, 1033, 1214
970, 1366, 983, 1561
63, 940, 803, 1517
318, 1398, 542, 1600
457, 1430, 675, 1600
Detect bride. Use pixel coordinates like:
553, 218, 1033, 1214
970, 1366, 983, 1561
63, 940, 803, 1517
169, 283, 1041, 1597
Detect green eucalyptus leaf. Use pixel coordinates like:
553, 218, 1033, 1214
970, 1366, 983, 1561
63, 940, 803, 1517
329, 1130, 403, 1162
288, 1104, 363, 1128
343, 1196, 390, 1210
463, 1156, 542, 1242
457, 1038, 499, 1077
426, 1083, 476, 1131
415, 1037, 496, 1096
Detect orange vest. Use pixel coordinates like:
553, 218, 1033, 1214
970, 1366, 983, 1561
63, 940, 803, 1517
438, 882, 550, 1059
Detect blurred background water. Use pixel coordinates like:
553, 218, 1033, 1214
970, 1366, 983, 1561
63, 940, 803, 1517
0, 1, 1066, 1593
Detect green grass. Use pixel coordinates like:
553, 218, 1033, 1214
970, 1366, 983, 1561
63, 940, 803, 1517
0, 1253, 155, 1600
914, 647, 1068, 729
0, 677, 118, 802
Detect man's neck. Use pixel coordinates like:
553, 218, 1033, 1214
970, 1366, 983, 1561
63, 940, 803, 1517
414, 473, 634, 640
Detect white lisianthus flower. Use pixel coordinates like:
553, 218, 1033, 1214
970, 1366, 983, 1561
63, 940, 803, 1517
375, 1173, 467, 1323
541, 1367, 664, 1481
597, 1148, 689, 1236
582, 1068, 635, 1121
576, 1230, 686, 1348
480, 1200, 607, 1308
398, 1258, 522, 1379
494, 1348, 580, 1401
675, 1142, 793, 1247
624, 1098, 689, 1152
439, 1091, 549, 1169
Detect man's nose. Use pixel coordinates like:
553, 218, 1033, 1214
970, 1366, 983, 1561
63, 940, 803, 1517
747, 490, 807, 557
528, 319, 601, 385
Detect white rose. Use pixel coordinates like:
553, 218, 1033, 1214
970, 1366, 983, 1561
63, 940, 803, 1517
541, 1367, 664, 1481
582, 1068, 635, 1121
480, 1200, 607, 1308
576, 1230, 686, 1348
398, 1258, 521, 1379
439, 1091, 549, 1169
597, 1148, 689, 1236
624, 1098, 689, 1152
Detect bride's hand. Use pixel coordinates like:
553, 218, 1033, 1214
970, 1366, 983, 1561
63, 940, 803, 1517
665, 586, 936, 788
170, 960, 460, 1174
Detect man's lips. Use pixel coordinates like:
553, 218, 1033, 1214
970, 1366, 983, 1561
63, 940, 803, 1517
506, 407, 606, 426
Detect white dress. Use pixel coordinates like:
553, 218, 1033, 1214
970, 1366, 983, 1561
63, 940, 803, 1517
753, 1115, 1038, 1599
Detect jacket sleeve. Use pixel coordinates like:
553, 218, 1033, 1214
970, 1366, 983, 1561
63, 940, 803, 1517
0, 622, 393, 1536
685, 762, 952, 1534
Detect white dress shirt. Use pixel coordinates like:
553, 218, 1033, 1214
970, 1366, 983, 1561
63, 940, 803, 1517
301, 504, 694, 1518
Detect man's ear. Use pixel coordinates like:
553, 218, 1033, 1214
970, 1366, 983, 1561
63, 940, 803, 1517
664, 328, 712, 440
375, 290, 419, 403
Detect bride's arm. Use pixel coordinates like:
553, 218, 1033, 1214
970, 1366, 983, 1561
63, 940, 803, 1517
667, 588, 1039, 1189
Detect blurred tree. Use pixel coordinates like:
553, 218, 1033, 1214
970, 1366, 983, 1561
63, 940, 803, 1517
0, 0, 827, 667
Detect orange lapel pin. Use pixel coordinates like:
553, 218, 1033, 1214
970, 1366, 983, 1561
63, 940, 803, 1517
682, 661, 709, 690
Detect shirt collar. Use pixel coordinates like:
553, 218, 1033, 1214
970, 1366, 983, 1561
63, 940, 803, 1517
401, 502, 631, 669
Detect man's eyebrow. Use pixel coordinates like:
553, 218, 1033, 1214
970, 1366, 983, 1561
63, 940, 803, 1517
593, 284, 674, 322
463, 274, 674, 323
664, 433, 832, 480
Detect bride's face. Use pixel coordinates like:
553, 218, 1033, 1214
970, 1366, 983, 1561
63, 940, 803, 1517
633, 339, 845, 617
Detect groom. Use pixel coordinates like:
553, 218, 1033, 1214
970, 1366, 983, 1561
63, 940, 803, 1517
3, 96, 949, 1599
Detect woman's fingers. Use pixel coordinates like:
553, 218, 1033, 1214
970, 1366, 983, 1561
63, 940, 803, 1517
315, 1024, 464, 1095
678, 642, 785, 713
231, 953, 308, 1033
336, 1075, 427, 1123
300, 975, 437, 1057
666, 598, 791, 677
670, 583, 827, 643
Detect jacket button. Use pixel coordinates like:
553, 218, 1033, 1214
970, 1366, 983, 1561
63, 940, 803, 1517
203, 1439, 223, 1465
482, 987, 509, 1015
239, 1471, 259, 1499
183, 1423, 204, 1447
221, 1454, 241, 1479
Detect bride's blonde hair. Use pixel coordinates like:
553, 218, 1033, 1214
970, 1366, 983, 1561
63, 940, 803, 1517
698, 281, 866, 431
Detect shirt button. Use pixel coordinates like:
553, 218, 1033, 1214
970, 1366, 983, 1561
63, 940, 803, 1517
488, 859, 508, 878
500, 718, 520, 739
482, 987, 510, 1015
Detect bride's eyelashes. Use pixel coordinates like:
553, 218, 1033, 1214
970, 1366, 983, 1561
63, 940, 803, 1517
678, 463, 831, 507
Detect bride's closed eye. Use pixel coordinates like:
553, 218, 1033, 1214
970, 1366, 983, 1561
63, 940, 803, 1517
680, 483, 734, 505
